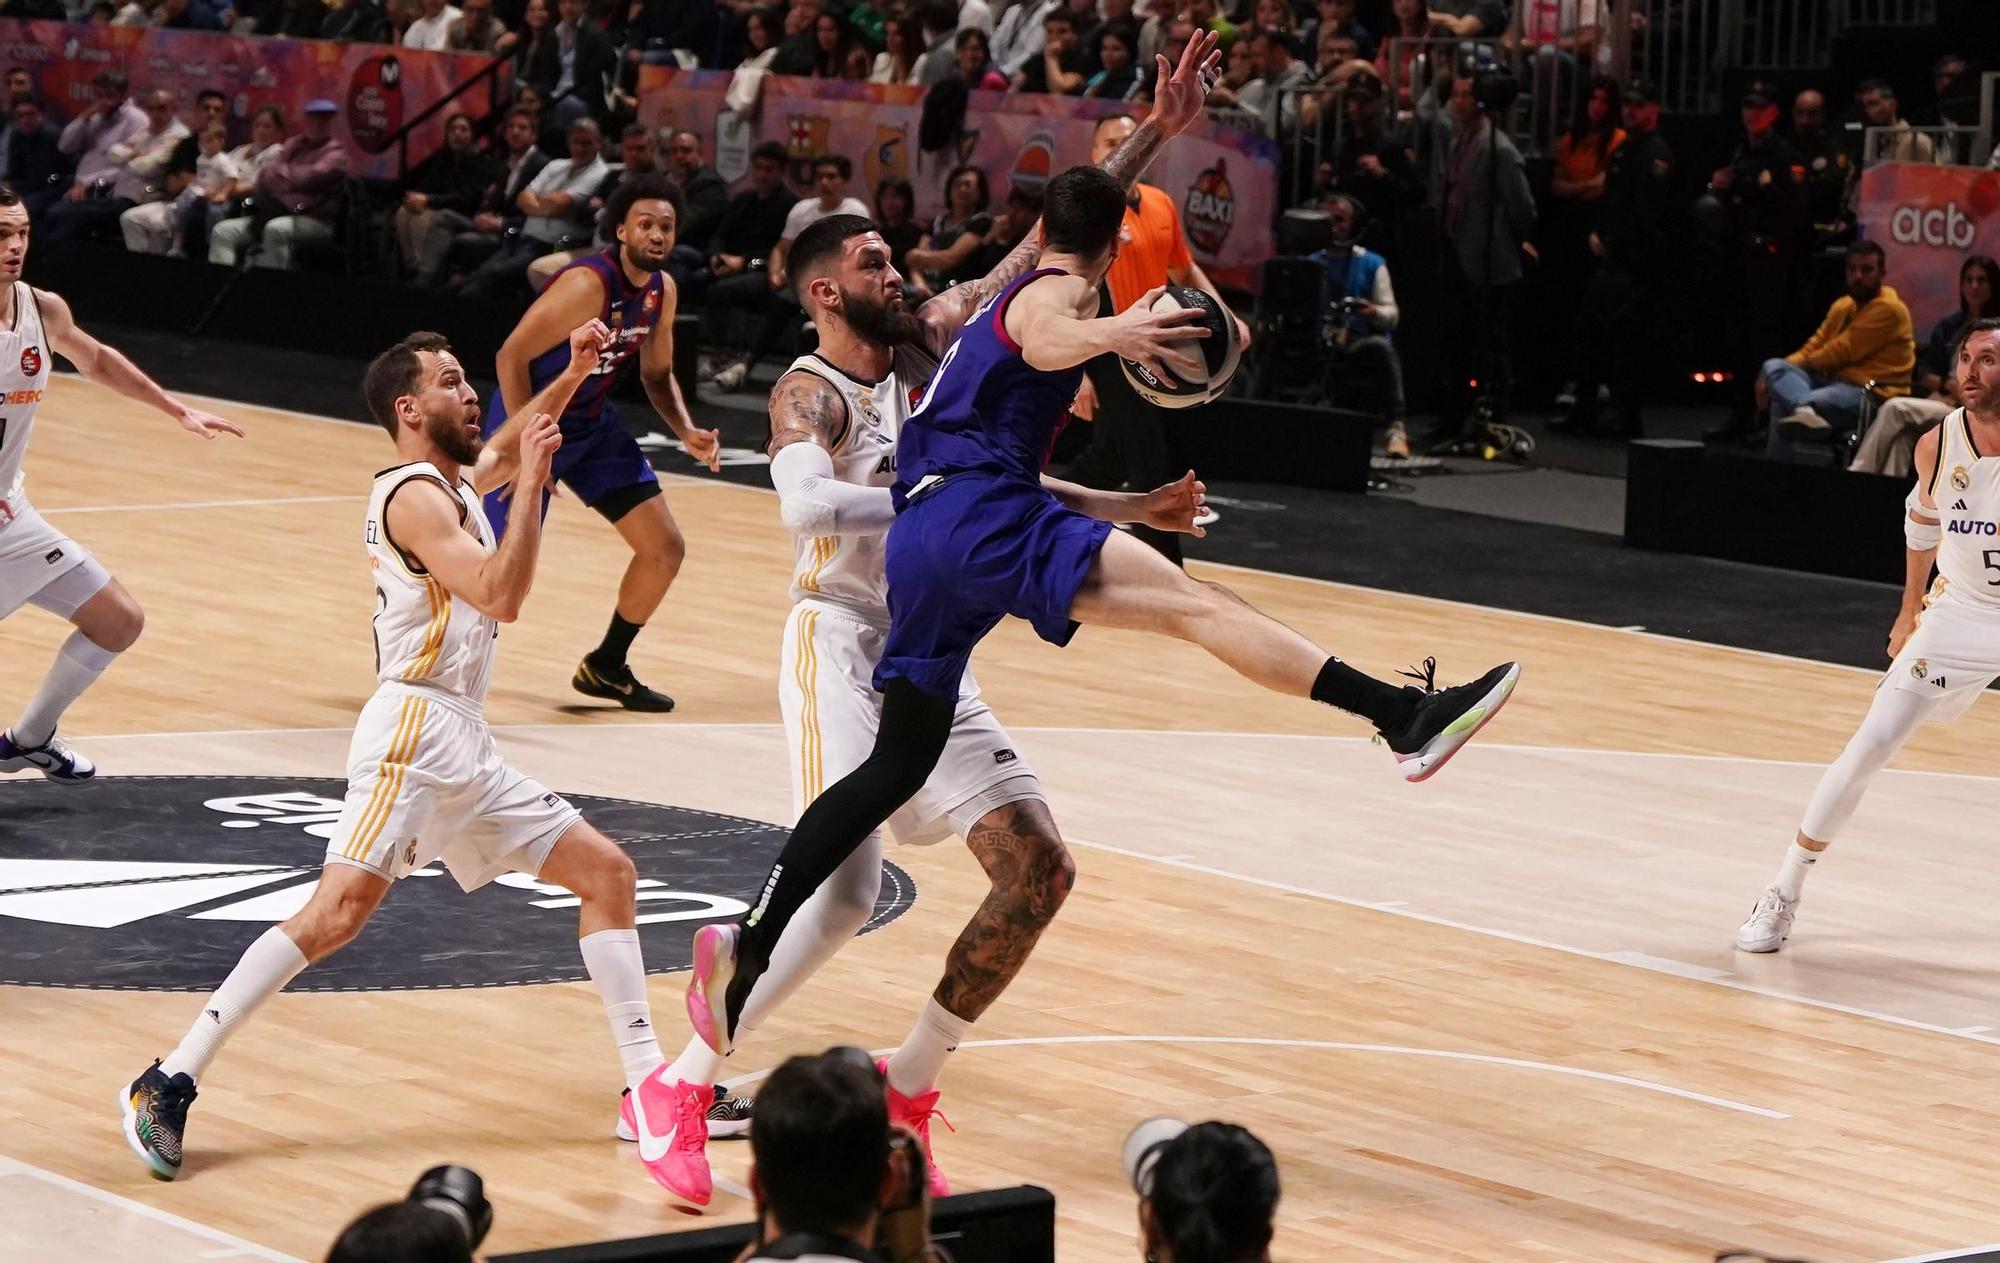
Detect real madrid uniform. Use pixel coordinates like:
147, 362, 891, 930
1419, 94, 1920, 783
0, 283, 107, 620
776, 347, 1045, 846
324, 462, 581, 888
1888, 408, 2000, 721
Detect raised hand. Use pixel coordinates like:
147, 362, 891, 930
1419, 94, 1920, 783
1148, 29, 1223, 139
517, 411, 562, 488
568, 317, 611, 374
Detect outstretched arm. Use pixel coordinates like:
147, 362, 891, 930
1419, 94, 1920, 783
392, 415, 562, 622
1042, 469, 1208, 536
766, 370, 897, 536
471, 318, 608, 494
37, 288, 242, 439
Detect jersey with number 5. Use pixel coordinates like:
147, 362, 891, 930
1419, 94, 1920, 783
893, 268, 1085, 502
1928, 408, 2000, 610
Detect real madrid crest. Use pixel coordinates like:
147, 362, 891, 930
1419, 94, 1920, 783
852, 393, 880, 427
1911, 658, 1929, 680
1952, 465, 1971, 492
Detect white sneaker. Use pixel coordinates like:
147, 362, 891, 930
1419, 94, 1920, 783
711, 361, 748, 392
1734, 885, 1799, 953
1776, 408, 1830, 439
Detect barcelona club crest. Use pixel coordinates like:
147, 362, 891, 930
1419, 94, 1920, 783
865, 125, 908, 192
786, 114, 832, 184
18, 345, 40, 378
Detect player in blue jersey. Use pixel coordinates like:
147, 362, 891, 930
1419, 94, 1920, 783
485, 173, 721, 712
685, 160, 1524, 1062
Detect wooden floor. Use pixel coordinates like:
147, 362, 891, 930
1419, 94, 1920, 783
5, 376, 2000, 1262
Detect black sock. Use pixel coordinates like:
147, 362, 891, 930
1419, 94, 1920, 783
591, 614, 643, 671
1310, 657, 1412, 729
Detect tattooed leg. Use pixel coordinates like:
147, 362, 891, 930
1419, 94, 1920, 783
935, 798, 1077, 1021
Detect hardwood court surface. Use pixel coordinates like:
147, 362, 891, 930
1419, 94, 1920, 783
5, 376, 2000, 1262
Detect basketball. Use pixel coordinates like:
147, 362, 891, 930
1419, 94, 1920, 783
1119, 285, 1241, 409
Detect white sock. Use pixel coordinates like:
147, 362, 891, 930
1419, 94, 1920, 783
661, 1035, 728, 1090
1774, 842, 1820, 901
579, 928, 665, 1090
885, 997, 973, 1098
160, 928, 308, 1082
15, 631, 120, 748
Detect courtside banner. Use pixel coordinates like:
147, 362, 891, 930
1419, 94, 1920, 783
1859, 160, 2000, 330
635, 68, 1278, 293
0, 18, 496, 179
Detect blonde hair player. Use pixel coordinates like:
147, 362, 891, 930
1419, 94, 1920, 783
121, 323, 693, 1197
0, 182, 242, 782
1737, 316, 2000, 952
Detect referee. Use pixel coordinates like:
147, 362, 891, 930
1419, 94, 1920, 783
1070, 113, 1250, 567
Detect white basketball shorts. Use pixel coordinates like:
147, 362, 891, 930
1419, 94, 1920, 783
780, 601, 1044, 845
324, 686, 583, 890
0, 498, 99, 619
1886, 588, 2000, 723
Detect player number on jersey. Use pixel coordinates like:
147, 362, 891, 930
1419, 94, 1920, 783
910, 339, 962, 418
1984, 550, 2000, 585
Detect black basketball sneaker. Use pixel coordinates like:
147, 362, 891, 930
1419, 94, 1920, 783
120, 1060, 197, 1180
572, 656, 675, 712
1374, 658, 1521, 782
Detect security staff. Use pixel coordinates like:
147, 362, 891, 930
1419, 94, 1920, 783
1790, 87, 1854, 246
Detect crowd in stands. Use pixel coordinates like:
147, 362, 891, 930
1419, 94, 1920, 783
0, 0, 1988, 470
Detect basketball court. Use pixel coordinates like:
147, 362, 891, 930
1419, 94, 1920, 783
6, 376, 2000, 1262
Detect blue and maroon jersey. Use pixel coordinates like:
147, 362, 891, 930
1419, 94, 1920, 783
893, 268, 1084, 500
523, 249, 665, 425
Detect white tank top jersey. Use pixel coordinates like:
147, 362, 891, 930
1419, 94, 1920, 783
366, 462, 499, 707
781, 345, 938, 622
1930, 408, 2000, 612
0, 282, 52, 507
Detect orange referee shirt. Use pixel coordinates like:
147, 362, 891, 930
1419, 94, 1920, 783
1102, 183, 1193, 312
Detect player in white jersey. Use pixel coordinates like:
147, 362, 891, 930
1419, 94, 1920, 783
0, 184, 241, 783
1737, 317, 2000, 952
639, 38, 1225, 1207
121, 324, 696, 1196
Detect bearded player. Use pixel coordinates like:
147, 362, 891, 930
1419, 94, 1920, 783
485, 174, 721, 713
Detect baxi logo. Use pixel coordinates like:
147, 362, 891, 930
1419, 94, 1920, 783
1888, 202, 1976, 250
0, 777, 915, 992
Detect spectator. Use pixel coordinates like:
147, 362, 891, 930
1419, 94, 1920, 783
767, 0, 822, 74
124, 86, 230, 250
209, 97, 351, 269
178, 103, 285, 257
1059, 0, 1102, 64
1082, 22, 1142, 99
914, 0, 962, 86
1134, 1122, 1281, 1263
1543, 74, 1622, 396
1760, 241, 1914, 461
1703, 80, 1810, 444
1181, 0, 1237, 48
447, 0, 505, 49
512, 84, 568, 158
1849, 255, 1998, 476
112, 0, 160, 23
990, 0, 1060, 81
390, 112, 495, 282
1858, 78, 1935, 163
809, 9, 859, 78
401, 0, 460, 47
1239, 27, 1313, 137
1507, 0, 1601, 148
1376, 0, 1448, 109
529, 0, 616, 127
436, 106, 547, 282
738, 1048, 938, 1263
122, 117, 234, 254
663, 128, 725, 266
1203, 29, 1258, 111
1253, 0, 1302, 50
846, 0, 889, 48
250, 0, 327, 36
1321, 69, 1421, 231
872, 14, 923, 85
153, 0, 230, 31
1313, 27, 1362, 80
525, 120, 657, 290
906, 163, 992, 294
1017, 8, 1085, 94
1423, 63, 1536, 439
873, 175, 922, 289
46, 72, 146, 243
503, 0, 553, 78
694, 140, 793, 373
1555, 77, 1671, 438
458, 116, 606, 299
319, 0, 390, 43
952, 27, 1011, 89
1312, 192, 1407, 450
1304, 0, 1374, 59
8, 96, 71, 222
1429, 0, 1505, 37
707, 150, 866, 389
1791, 87, 1853, 245
47, 84, 184, 246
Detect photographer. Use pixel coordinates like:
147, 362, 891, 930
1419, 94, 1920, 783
1125, 1118, 1281, 1263
744, 1048, 943, 1263
328, 1166, 490, 1263
1311, 193, 1407, 456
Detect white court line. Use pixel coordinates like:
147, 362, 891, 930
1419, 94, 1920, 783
0, 1153, 304, 1262
39, 495, 364, 515
712, 1035, 1785, 1119
1877, 1245, 2000, 1263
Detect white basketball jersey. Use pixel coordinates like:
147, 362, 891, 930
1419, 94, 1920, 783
782, 346, 938, 621
0, 283, 51, 505
366, 463, 499, 705
1929, 408, 2000, 612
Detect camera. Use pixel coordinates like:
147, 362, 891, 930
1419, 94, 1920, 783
1322, 295, 1363, 349
1122, 1116, 1189, 1197
410, 1164, 493, 1253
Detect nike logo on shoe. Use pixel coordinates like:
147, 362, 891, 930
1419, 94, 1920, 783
629, 1084, 675, 1163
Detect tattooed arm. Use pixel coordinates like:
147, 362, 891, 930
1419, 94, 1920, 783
767, 370, 899, 536
911, 30, 1226, 359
